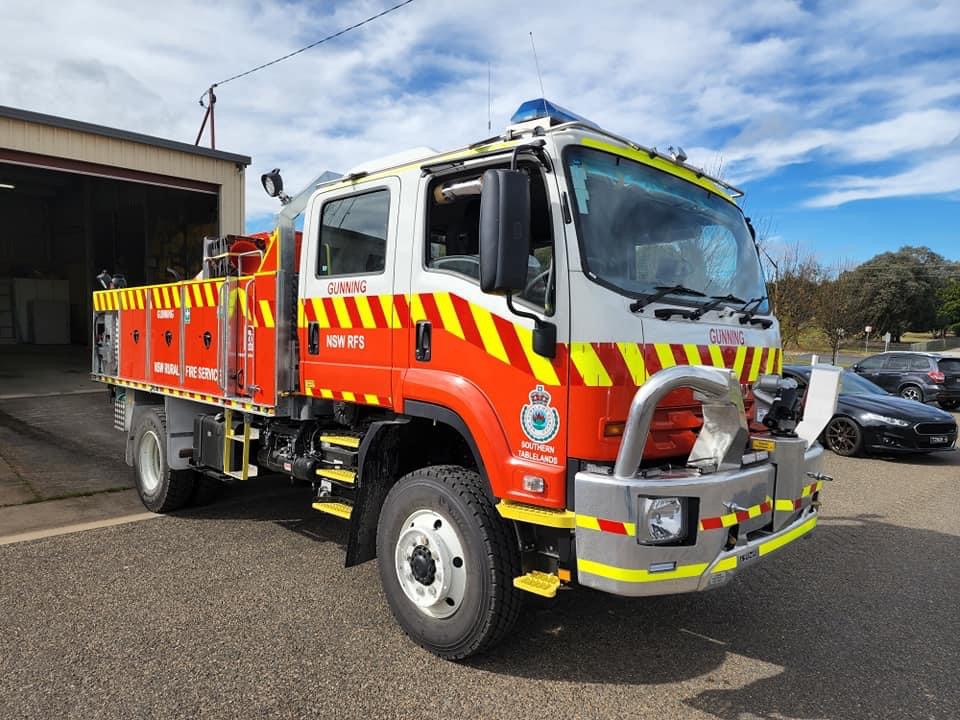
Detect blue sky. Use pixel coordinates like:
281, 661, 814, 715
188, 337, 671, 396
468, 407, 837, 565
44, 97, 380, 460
2, 0, 958, 266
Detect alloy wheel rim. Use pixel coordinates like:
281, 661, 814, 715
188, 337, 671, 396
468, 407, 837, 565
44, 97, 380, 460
827, 420, 857, 453
902, 387, 921, 401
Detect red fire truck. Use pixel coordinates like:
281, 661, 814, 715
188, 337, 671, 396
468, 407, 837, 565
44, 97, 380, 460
93, 99, 837, 659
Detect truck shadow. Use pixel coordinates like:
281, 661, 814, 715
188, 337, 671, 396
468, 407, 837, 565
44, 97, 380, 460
470, 515, 959, 719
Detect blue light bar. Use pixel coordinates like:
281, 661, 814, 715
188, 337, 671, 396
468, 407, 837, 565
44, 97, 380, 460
510, 98, 598, 128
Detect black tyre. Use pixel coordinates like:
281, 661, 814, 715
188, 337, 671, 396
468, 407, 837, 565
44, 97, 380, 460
899, 384, 923, 402
938, 399, 960, 411
823, 416, 863, 456
132, 407, 195, 513
376, 465, 521, 660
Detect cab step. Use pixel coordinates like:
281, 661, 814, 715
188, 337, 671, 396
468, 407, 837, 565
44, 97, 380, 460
513, 571, 561, 598
311, 500, 353, 520
316, 467, 356, 485
319, 434, 361, 449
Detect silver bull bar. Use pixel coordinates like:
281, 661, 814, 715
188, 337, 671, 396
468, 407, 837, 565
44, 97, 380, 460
575, 364, 839, 597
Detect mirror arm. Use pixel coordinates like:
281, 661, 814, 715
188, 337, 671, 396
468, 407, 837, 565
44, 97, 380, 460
510, 139, 549, 172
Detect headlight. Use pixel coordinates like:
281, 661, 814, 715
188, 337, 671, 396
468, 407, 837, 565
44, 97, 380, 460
638, 497, 686, 545
862, 412, 910, 427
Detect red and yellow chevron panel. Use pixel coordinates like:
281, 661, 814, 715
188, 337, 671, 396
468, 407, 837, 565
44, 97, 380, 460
576, 513, 637, 536
302, 379, 387, 407
775, 480, 823, 512
699, 497, 773, 530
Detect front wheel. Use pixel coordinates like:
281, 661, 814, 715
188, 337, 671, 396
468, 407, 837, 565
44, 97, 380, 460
823, 416, 863, 456
376, 465, 521, 660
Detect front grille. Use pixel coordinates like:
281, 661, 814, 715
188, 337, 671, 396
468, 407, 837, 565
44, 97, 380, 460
915, 422, 956, 435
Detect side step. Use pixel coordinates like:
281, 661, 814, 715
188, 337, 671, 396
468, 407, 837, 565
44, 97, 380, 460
513, 571, 561, 598
319, 434, 361, 449
312, 501, 353, 520
316, 467, 356, 485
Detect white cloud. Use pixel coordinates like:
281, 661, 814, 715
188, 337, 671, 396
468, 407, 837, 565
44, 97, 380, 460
0, 0, 958, 219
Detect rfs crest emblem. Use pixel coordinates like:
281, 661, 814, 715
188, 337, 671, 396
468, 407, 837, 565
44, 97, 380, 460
520, 385, 560, 443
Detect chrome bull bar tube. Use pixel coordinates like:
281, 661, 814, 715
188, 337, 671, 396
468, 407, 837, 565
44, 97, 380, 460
613, 365, 748, 480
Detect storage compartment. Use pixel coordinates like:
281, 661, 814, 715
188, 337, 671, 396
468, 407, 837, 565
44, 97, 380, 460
193, 414, 225, 471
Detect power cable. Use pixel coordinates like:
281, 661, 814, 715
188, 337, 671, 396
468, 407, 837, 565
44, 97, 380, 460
205, 0, 415, 94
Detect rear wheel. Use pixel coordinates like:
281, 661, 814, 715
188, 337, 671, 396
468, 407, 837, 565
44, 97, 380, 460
938, 399, 960, 410
824, 416, 863, 456
376, 465, 521, 660
132, 408, 195, 513
899, 384, 923, 402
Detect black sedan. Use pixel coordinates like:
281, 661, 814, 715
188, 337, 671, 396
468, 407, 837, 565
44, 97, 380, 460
784, 365, 958, 456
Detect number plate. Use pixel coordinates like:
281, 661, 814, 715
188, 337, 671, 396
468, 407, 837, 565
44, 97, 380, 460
739, 548, 759, 565
929, 435, 948, 444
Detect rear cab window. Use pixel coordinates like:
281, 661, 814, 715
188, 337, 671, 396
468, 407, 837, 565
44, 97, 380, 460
907, 356, 931, 371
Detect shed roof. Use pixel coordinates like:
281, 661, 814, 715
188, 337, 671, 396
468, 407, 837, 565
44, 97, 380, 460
0, 105, 251, 166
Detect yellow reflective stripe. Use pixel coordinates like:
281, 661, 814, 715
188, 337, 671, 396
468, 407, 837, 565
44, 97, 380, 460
409, 293, 427, 324
708, 344, 725, 368
311, 297, 330, 328
470, 304, 509, 363
204, 283, 216, 307
748, 346, 764, 381
152, 288, 162, 308
578, 558, 709, 583
684, 343, 701, 366
136, 290, 144, 310
297, 300, 306, 328
775, 499, 796, 512
183, 287, 192, 308
616, 342, 646, 385
570, 341, 612, 386
237, 289, 249, 320
655, 343, 676, 369
765, 346, 777, 374
721, 512, 738, 528
712, 556, 738, 573
354, 294, 377, 329
379, 294, 401, 329
319, 389, 334, 399
732, 345, 748, 378
93, 294, 101, 311
776, 348, 783, 374
433, 292, 464, 339
259, 300, 275, 328
171, 287, 181, 309
341, 391, 356, 402
759, 515, 817, 556
516, 324, 561, 386
580, 137, 732, 202
119, 291, 129, 310
189, 284, 202, 307
364, 394, 379, 405
575, 515, 601, 532
331, 296, 352, 328
161, 286, 171, 308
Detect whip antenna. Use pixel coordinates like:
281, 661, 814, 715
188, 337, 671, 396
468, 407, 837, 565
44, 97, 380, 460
529, 32, 547, 112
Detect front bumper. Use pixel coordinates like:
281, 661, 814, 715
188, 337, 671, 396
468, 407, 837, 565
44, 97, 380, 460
574, 443, 824, 597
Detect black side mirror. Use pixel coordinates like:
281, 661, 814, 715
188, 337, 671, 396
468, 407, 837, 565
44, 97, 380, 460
533, 322, 557, 359
479, 169, 530, 295
851, 364, 861, 372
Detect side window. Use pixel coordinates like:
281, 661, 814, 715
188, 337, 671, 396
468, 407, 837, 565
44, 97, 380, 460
317, 190, 389, 277
860, 356, 885, 370
908, 356, 930, 371
886, 356, 909, 370
426, 166, 555, 313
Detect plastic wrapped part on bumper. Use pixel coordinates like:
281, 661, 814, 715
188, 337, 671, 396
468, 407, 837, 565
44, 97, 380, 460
573, 443, 824, 597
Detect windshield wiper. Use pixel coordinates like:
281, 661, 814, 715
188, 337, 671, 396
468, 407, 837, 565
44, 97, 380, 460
737, 296, 773, 328
692, 293, 746, 319
629, 284, 706, 313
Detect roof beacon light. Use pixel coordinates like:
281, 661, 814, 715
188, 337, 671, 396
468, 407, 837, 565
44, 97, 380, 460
510, 98, 598, 128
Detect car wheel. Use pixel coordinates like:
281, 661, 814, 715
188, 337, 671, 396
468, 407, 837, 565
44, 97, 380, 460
376, 465, 521, 660
938, 399, 960, 411
132, 407, 196, 513
824, 416, 863, 456
899, 385, 923, 402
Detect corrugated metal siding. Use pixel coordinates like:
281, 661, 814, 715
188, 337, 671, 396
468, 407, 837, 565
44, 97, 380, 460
0, 116, 245, 234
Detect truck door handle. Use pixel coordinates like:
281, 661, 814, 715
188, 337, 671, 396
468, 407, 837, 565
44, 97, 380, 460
308, 322, 320, 355
415, 320, 432, 362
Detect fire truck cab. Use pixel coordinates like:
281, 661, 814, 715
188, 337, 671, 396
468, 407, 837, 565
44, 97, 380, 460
93, 99, 839, 659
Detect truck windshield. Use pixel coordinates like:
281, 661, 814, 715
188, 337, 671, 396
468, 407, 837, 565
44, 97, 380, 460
564, 146, 769, 313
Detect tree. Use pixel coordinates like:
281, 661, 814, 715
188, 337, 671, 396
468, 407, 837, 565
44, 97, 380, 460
763, 241, 820, 349
813, 260, 856, 362
842, 246, 954, 342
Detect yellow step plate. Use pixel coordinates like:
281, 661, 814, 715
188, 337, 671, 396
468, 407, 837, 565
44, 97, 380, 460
312, 501, 353, 520
319, 434, 361, 449
497, 500, 576, 529
513, 571, 561, 598
316, 468, 356, 484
